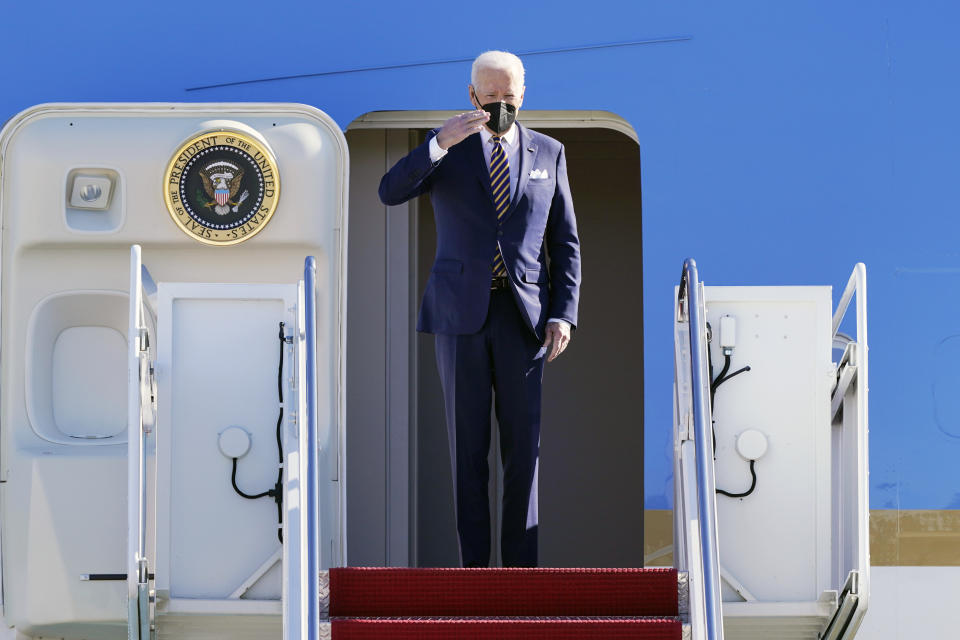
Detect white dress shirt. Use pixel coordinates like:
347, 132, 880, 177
428, 124, 570, 334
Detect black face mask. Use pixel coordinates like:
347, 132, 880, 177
474, 91, 517, 135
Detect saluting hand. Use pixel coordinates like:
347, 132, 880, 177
435, 110, 490, 150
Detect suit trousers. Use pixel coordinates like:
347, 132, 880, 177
434, 287, 545, 568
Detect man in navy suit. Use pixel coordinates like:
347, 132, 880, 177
379, 50, 581, 567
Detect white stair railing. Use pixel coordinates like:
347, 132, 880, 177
127, 245, 157, 640
822, 263, 870, 639
284, 256, 322, 640
674, 258, 724, 640
301, 256, 322, 639
675, 261, 869, 640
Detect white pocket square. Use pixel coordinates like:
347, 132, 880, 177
529, 169, 549, 180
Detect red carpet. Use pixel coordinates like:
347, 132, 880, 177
329, 567, 678, 617
331, 617, 682, 639
327, 568, 682, 639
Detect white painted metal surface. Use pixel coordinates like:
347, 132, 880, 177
27, 291, 134, 444
155, 282, 295, 603
705, 286, 834, 603
679, 441, 708, 638
0, 104, 348, 639
675, 269, 870, 640
858, 567, 959, 639
827, 264, 870, 638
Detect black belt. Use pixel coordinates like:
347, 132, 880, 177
490, 276, 509, 290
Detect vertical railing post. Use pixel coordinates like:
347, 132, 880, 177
302, 256, 321, 640
127, 245, 154, 640
127, 246, 144, 640
828, 263, 870, 638
682, 258, 725, 640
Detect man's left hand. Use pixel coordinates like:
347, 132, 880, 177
543, 321, 571, 362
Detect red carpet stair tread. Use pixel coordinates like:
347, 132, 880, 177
331, 617, 682, 639
325, 567, 683, 639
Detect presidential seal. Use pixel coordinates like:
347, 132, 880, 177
164, 130, 280, 245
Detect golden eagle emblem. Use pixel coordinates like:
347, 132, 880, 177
199, 160, 249, 215
164, 130, 280, 245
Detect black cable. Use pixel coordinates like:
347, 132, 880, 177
231, 458, 273, 500
229, 322, 287, 542
716, 459, 758, 498
709, 354, 730, 453
273, 322, 285, 543
711, 359, 752, 455
719, 366, 751, 385
705, 332, 758, 499
710, 354, 731, 409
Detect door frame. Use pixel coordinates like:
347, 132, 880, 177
345, 110, 640, 567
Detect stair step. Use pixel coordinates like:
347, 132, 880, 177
324, 616, 683, 639
325, 567, 679, 618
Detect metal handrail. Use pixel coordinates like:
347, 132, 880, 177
127, 245, 152, 640
302, 256, 321, 640
678, 258, 724, 640
827, 263, 870, 639
832, 263, 867, 345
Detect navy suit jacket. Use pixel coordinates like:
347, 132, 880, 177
379, 123, 581, 340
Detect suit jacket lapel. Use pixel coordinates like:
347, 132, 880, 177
502, 123, 538, 224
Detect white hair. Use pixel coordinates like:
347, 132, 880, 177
471, 50, 525, 86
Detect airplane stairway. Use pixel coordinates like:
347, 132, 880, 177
121, 251, 865, 640
672, 259, 870, 640
316, 567, 690, 639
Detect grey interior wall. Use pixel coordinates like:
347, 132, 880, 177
345, 128, 388, 566
537, 128, 644, 567
415, 127, 645, 567
344, 128, 415, 567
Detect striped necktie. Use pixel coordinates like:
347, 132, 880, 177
489, 136, 510, 277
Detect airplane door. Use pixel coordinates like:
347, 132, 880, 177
0, 103, 346, 639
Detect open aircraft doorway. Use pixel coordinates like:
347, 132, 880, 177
345, 110, 643, 568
